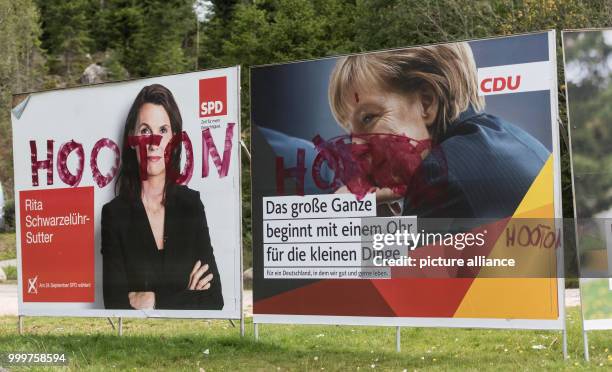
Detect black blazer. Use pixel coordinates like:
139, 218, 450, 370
403, 107, 550, 219
101, 185, 224, 310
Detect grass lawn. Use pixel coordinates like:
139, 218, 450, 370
0, 232, 16, 261
0, 308, 610, 371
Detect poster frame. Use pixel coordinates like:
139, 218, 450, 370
250, 30, 566, 332
561, 28, 612, 334
11, 66, 244, 322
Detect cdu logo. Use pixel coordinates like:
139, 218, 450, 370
480, 75, 521, 93
199, 76, 227, 118
477, 61, 551, 97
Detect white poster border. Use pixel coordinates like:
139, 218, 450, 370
13, 66, 243, 321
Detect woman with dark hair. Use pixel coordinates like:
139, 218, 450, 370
101, 84, 223, 310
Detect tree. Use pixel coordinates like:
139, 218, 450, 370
36, 0, 92, 78
0, 0, 46, 201
90, 0, 196, 77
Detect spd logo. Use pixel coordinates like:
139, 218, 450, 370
199, 76, 227, 118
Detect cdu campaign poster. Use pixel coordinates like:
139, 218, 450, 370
12, 67, 242, 319
251, 31, 564, 329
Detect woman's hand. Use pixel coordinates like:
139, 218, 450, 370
128, 291, 155, 309
188, 260, 214, 290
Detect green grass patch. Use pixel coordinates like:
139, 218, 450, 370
581, 279, 612, 320
0, 308, 610, 370
3, 265, 16, 281
0, 232, 16, 261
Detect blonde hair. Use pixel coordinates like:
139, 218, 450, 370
328, 42, 485, 142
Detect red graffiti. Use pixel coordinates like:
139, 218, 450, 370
28, 126, 235, 188
202, 123, 235, 178
91, 138, 120, 188
276, 148, 306, 196
127, 134, 162, 181
273, 133, 433, 199
57, 140, 85, 186
30, 140, 54, 186
310, 133, 431, 199
164, 131, 194, 185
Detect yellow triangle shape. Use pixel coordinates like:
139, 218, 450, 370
454, 156, 558, 319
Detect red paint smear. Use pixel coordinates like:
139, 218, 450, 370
90, 138, 120, 188
312, 133, 432, 199
276, 148, 306, 196
57, 140, 85, 186
29, 140, 54, 186
128, 134, 162, 181
164, 131, 194, 185
202, 123, 235, 178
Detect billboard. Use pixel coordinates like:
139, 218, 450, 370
563, 29, 612, 331
251, 31, 564, 329
12, 67, 242, 319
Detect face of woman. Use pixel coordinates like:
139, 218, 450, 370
342, 85, 432, 141
134, 103, 173, 178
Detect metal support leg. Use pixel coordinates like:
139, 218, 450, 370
229, 319, 236, 328
396, 326, 401, 352
254, 323, 259, 341
240, 315, 245, 337
583, 329, 589, 362
118, 317, 123, 336
107, 317, 116, 330
18, 315, 23, 335
562, 328, 568, 360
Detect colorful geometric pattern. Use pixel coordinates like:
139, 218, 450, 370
255, 156, 558, 319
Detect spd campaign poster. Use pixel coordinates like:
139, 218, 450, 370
251, 31, 564, 329
11, 67, 242, 319
563, 29, 612, 331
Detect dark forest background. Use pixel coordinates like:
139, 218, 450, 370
1, 0, 612, 273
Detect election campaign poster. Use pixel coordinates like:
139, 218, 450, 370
12, 67, 242, 319
251, 31, 564, 329
563, 29, 612, 331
